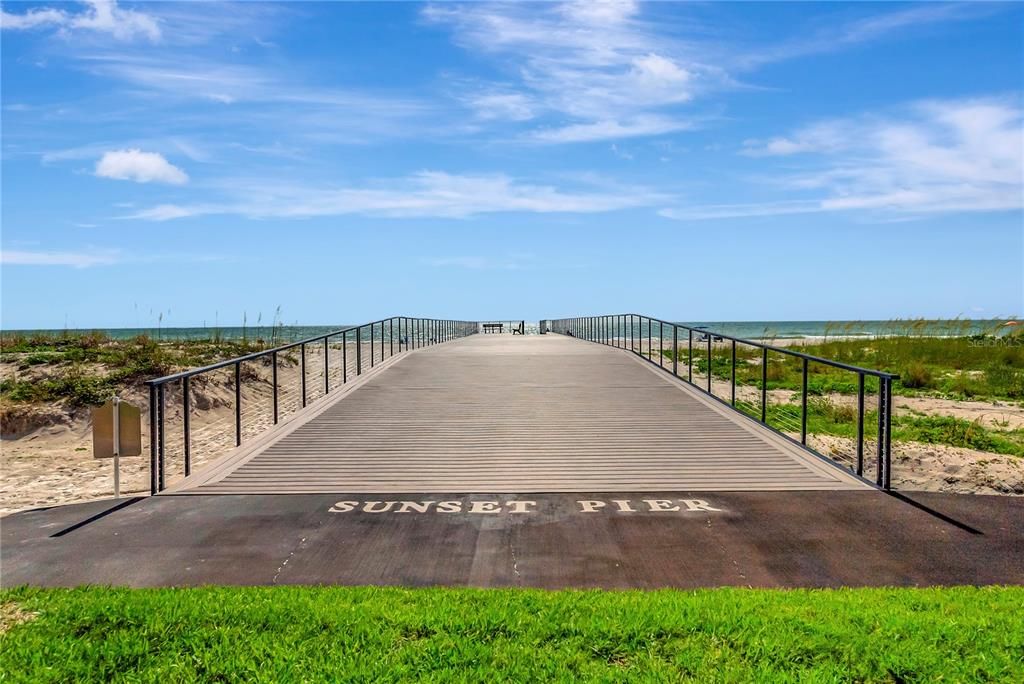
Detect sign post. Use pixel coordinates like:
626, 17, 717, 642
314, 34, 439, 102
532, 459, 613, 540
93, 397, 142, 499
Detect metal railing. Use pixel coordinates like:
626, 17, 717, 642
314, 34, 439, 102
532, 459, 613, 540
145, 317, 477, 494
548, 314, 898, 490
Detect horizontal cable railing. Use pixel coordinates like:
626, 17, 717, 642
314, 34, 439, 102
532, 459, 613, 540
545, 314, 898, 490
145, 317, 478, 494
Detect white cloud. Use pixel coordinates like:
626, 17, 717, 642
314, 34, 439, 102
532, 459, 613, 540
664, 97, 1024, 220
0, 7, 67, 30
1, 249, 120, 268
425, 1, 716, 142
741, 3, 1000, 68
94, 149, 188, 184
1, 1, 160, 41
125, 171, 669, 221
741, 122, 848, 157
465, 92, 535, 122
531, 116, 695, 143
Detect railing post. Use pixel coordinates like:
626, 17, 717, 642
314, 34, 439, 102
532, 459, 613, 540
878, 376, 892, 489
370, 324, 376, 368
235, 361, 243, 445
730, 340, 736, 406
672, 325, 678, 375
183, 376, 191, 477
301, 342, 308, 405
342, 332, 348, 383
760, 347, 768, 423
157, 383, 165, 491
272, 350, 279, 423
324, 337, 330, 394
884, 376, 893, 491
390, 318, 394, 356
688, 328, 693, 383
659, 322, 663, 367
356, 326, 363, 374
856, 374, 865, 476
706, 333, 712, 393
149, 384, 158, 495
801, 358, 808, 444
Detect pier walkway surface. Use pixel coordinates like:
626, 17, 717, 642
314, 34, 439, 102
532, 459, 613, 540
3, 334, 1022, 588
177, 334, 865, 493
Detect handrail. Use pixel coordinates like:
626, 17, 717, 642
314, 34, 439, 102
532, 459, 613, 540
622, 313, 898, 378
146, 316, 478, 494
147, 316, 408, 385
545, 313, 897, 490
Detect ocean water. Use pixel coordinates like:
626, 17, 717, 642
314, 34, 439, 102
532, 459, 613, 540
1, 319, 1013, 343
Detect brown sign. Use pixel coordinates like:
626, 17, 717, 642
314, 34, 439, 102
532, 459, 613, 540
92, 399, 142, 459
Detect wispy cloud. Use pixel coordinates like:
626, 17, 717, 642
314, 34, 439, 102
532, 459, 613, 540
664, 97, 1023, 220
739, 3, 1002, 68
1, 0, 160, 41
0, 248, 121, 268
125, 171, 669, 221
95, 149, 188, 184
531, 115, 696, 144
424, 1, 716, 143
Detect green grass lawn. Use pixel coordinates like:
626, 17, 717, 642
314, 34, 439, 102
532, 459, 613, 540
2, 586, 1022, 682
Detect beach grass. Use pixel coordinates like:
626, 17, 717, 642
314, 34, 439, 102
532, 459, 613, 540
668, 329, 1024, 402
0, 331, 270, 407
2, 586, 1022, 682
764, 399, 1024, 456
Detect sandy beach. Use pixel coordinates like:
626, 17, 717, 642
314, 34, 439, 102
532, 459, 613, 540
3, 335, 1023, 513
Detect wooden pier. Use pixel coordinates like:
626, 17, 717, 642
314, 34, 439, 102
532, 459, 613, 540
176, 335, 866, 494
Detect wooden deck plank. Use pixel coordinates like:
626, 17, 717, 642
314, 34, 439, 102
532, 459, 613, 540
185, 335, 868, 493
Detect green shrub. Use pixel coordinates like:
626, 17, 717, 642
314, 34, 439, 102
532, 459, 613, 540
900, 361, 933, 389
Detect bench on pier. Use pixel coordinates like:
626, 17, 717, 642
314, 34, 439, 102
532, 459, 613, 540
483, 323, 504, 334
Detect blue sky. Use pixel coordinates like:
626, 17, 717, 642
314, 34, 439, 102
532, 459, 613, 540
1, 0, 1022, 329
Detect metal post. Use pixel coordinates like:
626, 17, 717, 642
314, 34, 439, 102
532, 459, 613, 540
183, 377, 191, 477
235, 361, 242, 445
672, 325, 678, 376
342, 332, 348, 384
301, 343, 307, 406
648, 318, 652, 361
761, 347, 768, 423
371, 324, 376, 368
884, 377, 892, 490
390, 318, 394, 356
706, 333, 712, 393
272, 350, 279, 423
356, 326, 363, 375
149, 384, 158, 495
877, 382, 884, 487
731, 340, 736, 406
157, 383, 166, 492
801, 358, 809, 444
856, 374, 865, 476
688, 329, 693, 383
112, 395, 121, 498
324, 338, 330, 394
659, 322, 663, 367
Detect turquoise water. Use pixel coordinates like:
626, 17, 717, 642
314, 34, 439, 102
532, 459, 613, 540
1, 319, 1012, 343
